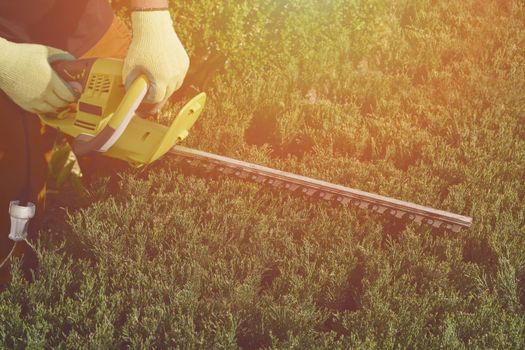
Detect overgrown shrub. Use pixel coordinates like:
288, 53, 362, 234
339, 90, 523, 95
1, 0, 525, 348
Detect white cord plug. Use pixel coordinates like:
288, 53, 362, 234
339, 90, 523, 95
8, 201, 36, 242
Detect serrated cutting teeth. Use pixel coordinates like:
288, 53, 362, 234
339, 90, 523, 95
451, 225, 461, 233
287, 184, 301, 191
170, 146, 473, 233
394, 211, 406, 219
269, 179, 285, 188
222, 167, 235, 175
413, 215, 424, 225
302, 188, 317, 196
375, 206, 388, 214
319, 192, 335, 200
339, 197, 352, 205
358, 202, 369, 209
431, 220, 443, 228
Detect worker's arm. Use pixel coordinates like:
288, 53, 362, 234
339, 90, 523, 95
0, 38, 76, 113
123, 0, 190, 104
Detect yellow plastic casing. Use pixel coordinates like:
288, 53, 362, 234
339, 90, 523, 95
39, 58, 206, 167
39, 59, 125, 138
104, 92, 206, 166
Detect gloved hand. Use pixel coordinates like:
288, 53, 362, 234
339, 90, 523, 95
0, 38, 76, 114
123, 10, 190, 105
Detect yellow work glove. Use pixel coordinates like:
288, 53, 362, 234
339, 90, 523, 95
123, 10, 190, 104
0, 38, 76, 114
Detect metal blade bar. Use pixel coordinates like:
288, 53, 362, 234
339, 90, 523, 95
169, 146, 473, 232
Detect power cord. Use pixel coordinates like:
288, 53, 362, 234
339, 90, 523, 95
0, 238, 38, 271
0, 112, 38, 271
0, 242, 18, 270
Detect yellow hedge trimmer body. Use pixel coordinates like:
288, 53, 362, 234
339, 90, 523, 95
39, 58, 205, 166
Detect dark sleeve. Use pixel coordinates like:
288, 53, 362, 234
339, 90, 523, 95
0, 0, 114, 56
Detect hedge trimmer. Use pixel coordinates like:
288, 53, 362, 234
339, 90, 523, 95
8, 57, 471, 246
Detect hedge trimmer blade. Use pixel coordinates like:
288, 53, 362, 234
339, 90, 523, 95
169, 146, 473, 233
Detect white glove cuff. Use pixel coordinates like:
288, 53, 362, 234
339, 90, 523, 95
131, 11, 174, 38
0, 38, 16, 84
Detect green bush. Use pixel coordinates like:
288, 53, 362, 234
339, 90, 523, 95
1, 0, 525, 348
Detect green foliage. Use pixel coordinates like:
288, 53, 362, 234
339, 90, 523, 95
2, 0, 525, 348
47, 143, 87, 198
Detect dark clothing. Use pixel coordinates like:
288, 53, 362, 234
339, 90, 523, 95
0, 0, 113, 56
0, 0, 117, 286
0, 92, 52, 285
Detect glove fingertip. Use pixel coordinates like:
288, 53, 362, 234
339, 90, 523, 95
48, 52, 76, 64
173, 78, 184, 92
33, 101, 52, 114
141, 80, 164, 104
147, 86, 164, 104
51, 74, 77, 102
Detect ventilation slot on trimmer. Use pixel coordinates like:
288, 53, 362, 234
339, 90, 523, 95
87, 74, 112, 94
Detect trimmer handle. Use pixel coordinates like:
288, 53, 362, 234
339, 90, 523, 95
73, 74, 148, 156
